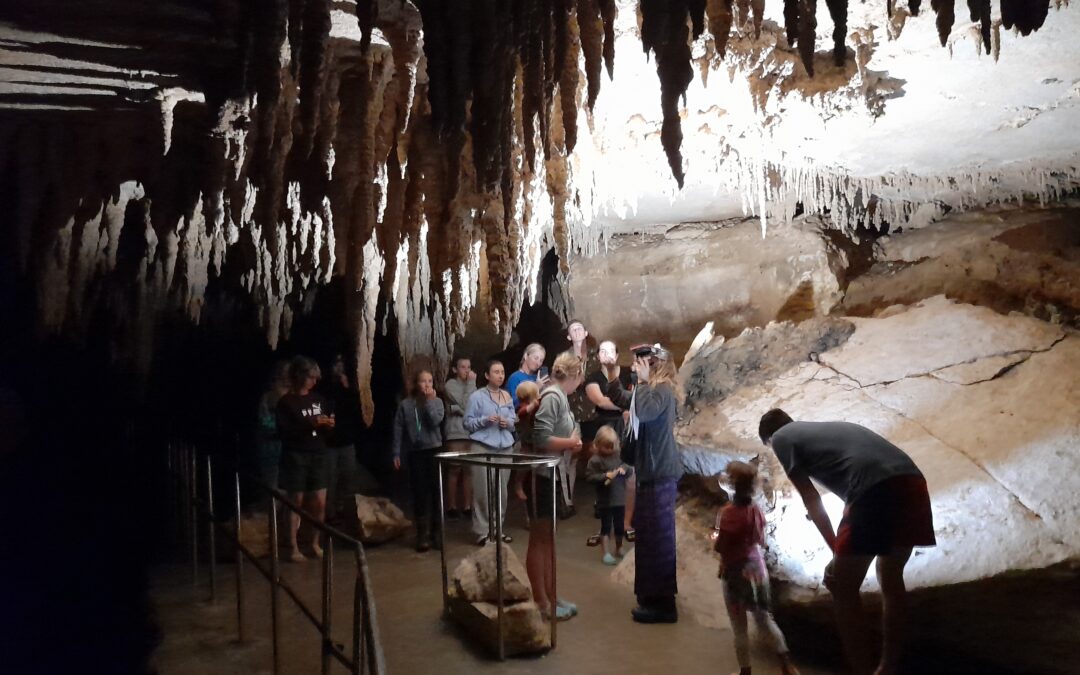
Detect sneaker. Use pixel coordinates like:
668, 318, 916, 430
631, 605, 678, 624
542, 604, 575, 622
556, 598, 578, 616
475, 534, 489, 546
602, 553, 618, 566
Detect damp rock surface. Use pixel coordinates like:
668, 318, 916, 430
673, 295, 1080, 673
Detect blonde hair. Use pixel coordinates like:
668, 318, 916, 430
515, 380, 540, 404
520, 343, 545, 366
593, 425, 620, 455
551, 350, 583, 381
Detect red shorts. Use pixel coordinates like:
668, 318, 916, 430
835, 474, 936, 557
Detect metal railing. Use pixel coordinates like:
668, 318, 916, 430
166, 442, 385, 675
435, 451, 561, 660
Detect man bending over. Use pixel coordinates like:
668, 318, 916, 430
758, 409, 936, 675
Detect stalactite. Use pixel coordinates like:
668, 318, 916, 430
706, 0, 736, 59
798, 0, 818, 76
824, 0, 848, 64
931, 0, 956, 46
296, 0, 332, 162
15, 0, 1078, 426
578, 0, 605, 110
783, 0, 800, 48
640, 0, 695, 187
599, 0, 617, 78
735, 0, 752, 29
968, 0, 992, 53
909, 0, 923, 15
559, 5, 582, 154
750, 0, 765, 39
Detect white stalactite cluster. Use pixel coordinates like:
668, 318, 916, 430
6, 0, 1078, 424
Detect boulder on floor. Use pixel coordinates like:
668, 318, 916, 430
452, 541, 532, 604
353, 495, 411, 544
448, 542, 550, 655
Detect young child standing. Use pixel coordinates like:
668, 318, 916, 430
512, 380, 541, 505
715, 461, 798, 675
585, 425, 633, 565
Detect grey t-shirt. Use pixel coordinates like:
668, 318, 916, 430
771, 421, 922, 504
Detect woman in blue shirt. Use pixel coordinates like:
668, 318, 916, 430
464, 360, 518, 546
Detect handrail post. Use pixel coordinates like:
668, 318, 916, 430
549, 463, 558, 649
321, 541, 333, 675
190, 445, 199, 589
269, 491, 282, 675
493, 464, 505, 661
352, 543, 363, 675
436, 459, 448, 618
207, 455, 217, 603
234, 472, 246, 642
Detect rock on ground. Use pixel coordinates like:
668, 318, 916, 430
353, 496, 411, 544
449, 542, 550, 655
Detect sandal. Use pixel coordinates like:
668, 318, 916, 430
625, 528, 636, 542
586, 534, 601, 547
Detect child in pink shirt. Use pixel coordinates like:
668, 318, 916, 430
715, 461, 798, 675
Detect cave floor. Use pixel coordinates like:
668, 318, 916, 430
149, 502, 837, 675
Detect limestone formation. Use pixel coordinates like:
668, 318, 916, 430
353, 495, 411, 544
568, 217, 848, 358
4, 2, 1079, 425
673, 295, 1080, 674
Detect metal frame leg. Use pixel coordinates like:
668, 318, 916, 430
269, 496, 281, 675
207, 455, 217, 603
235, 473, 246, 643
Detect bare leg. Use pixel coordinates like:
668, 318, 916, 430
311, 488, 327, 558
830, 554, 876, 675
289, 492, 305, 561
526, 519, 553, 612
446, 466, 461, 511
874, 548, 913, 675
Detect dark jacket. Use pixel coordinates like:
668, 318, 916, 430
610, 380, 682, 483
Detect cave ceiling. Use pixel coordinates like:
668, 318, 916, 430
1, 0, 1077, 418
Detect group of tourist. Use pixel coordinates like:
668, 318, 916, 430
386, 319, 683, 625
254, 319, 936, 674
254, 353, 370, 563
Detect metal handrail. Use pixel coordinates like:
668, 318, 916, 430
166, 441, 385, 675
